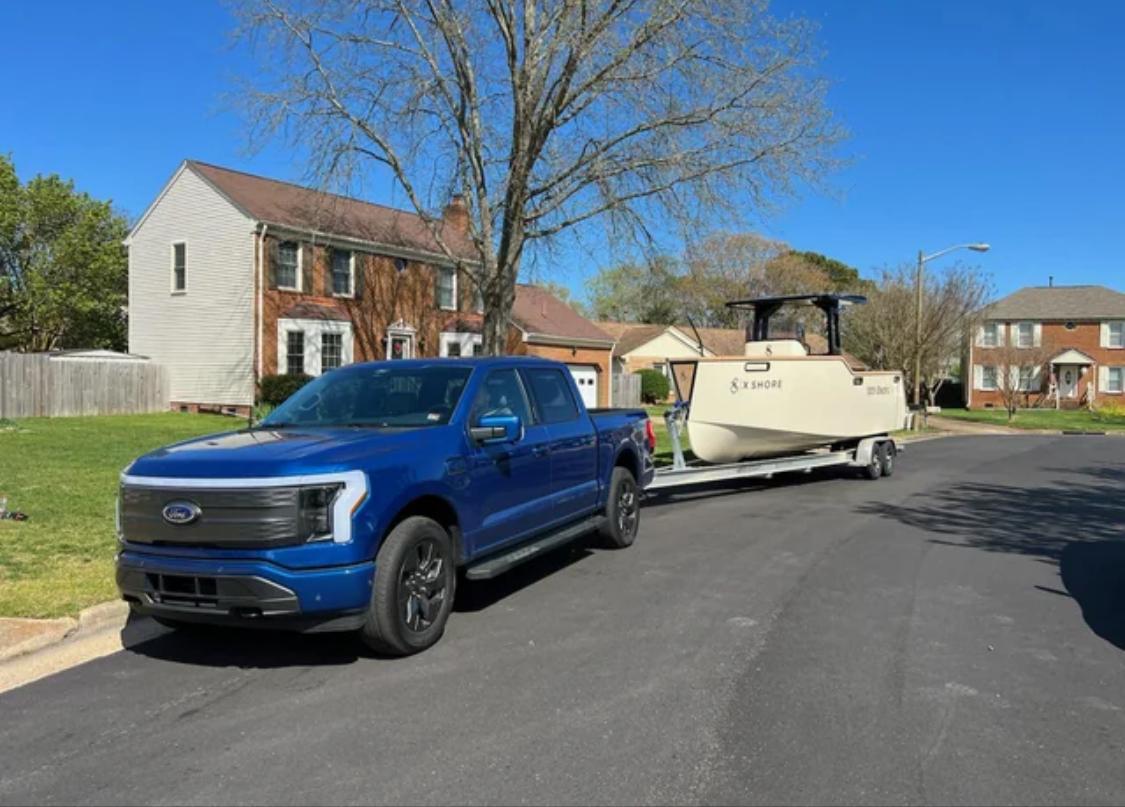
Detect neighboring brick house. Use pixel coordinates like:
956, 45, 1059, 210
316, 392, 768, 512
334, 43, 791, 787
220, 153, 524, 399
966, 285, 1125, 409
126, 160, 614, 413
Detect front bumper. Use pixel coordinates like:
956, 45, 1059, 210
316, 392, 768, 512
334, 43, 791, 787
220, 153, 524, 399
116, 550, 374, 633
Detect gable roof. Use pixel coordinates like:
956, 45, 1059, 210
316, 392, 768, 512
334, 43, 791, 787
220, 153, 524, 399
511, 285, 613, 346
984, 285, 1125, 320
594, 322, 682, 355
131, 160, 479, 264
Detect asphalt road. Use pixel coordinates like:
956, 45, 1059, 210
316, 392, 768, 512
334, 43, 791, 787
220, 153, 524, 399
2, 436, 1124, 806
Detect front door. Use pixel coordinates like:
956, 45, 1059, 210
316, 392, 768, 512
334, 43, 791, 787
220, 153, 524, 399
465, 368, 554, 554
1059, 365, 1079, 399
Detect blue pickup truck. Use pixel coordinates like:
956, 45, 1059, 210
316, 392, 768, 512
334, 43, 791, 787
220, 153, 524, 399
116, 357, 654, 655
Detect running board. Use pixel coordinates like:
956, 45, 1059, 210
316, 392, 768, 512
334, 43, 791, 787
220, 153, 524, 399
464, 516, 603, 580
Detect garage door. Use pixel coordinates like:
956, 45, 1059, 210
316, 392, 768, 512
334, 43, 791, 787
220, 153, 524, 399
567, 365, 598, 409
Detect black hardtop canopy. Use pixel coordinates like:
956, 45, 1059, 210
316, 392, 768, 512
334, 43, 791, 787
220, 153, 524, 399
724, 293, 868, 355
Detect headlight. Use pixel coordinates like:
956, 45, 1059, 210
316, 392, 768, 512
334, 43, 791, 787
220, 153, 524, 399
298, 484, 343, 542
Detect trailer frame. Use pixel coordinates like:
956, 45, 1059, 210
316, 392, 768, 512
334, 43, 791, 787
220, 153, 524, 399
647, 407, 898, 491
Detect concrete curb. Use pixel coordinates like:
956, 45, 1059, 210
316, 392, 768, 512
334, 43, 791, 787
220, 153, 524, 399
0, 600, 131, 664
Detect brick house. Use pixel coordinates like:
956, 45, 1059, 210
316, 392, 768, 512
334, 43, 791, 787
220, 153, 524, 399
966, 285, 1125, 409
126, 160, 614, 414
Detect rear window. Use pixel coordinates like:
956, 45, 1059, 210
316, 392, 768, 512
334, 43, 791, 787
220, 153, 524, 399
523, 368, 580, 424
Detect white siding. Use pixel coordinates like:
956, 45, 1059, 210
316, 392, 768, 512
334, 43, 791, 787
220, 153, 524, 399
128, 166, 256, 406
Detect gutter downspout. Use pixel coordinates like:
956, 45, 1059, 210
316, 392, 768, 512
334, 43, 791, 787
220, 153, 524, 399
256, 223, 267, 389
608, 341, 615, 408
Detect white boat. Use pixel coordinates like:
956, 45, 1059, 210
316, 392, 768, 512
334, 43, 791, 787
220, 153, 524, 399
669, 294, 909, 464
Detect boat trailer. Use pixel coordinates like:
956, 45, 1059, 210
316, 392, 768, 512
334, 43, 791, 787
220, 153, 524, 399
647, 407, 899, 491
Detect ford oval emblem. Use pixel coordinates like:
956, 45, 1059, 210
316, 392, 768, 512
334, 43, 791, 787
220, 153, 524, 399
162, 501, 201, 526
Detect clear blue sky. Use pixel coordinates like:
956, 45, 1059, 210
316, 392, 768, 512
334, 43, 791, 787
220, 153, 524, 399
2, 0, 1122, 301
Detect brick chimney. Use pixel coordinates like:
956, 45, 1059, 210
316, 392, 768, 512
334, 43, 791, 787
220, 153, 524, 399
442, 194, 469, 235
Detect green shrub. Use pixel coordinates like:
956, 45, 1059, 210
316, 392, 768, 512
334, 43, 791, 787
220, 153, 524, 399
259, 373, 312, 406
637, 369, 671, 404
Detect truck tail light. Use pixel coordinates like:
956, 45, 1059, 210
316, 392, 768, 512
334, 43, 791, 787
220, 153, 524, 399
645, 419, 657, 453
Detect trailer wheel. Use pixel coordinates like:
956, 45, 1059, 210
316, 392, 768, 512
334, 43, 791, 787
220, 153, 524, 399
598, 467, 640, 548
360, 516, 456, 657
878, 442, 896, 477
863, 445, 883, 480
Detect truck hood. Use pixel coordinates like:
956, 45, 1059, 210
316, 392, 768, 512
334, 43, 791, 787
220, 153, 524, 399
125, 426, 455, 479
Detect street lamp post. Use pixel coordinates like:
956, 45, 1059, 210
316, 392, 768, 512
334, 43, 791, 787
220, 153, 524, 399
913, 242, 990, 421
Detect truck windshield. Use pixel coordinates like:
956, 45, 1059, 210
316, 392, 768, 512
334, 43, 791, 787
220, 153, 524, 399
261, 365, 473, 428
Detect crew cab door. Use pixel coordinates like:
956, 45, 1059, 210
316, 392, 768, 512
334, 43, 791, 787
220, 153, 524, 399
522, 366, 599, 523
465, 368, 554, 553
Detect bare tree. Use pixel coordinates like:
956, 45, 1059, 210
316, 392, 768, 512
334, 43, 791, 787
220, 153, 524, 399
987, 339, 1056, 420
844, 263, 992, 405
236, 0, 842, 353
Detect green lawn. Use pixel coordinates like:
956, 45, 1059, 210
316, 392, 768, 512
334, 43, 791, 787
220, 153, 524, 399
0, 412, 236, 618
937, 407, 1125, 432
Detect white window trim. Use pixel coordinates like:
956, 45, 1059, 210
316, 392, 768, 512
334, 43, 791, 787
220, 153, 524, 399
980, 365, 998, 391
1014, 321, 1035, 349
439, 331, 482, 358
1108, 366, 1124, 394
437, 266, 458, 312
331, 249, 356, 298
284, 329, 306, 376
277, 242, 303, 292
277, 318, 354, 375
386, 323, 417, 359
980, 322, 1000, 348
1108, 321, 1124, 349
170, 240, 188, 294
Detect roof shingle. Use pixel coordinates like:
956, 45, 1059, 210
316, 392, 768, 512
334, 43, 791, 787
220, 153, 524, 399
983, 285, 1125, 320
188, 161, 479, 263
511, 285, 613, 344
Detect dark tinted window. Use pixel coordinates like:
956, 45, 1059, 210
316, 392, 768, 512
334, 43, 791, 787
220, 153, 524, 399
469, 369, 533, 426
263, 365, 471, 427
524, 368, 579, 423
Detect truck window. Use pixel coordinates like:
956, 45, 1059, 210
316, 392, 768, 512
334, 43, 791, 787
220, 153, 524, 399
261, 365, 471, 428
469, 369, 533, 426
523, 368, 580, 424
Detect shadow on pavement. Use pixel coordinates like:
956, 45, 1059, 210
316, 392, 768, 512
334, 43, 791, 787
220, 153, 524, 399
454, 543, 593, 613
855, 461, 1125, 650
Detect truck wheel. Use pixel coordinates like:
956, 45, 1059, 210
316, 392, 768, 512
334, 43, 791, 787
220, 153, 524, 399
360, 516, 456, 657
598, 466, 640, 549
878, 442, 896, 477
863, 444, 883, 480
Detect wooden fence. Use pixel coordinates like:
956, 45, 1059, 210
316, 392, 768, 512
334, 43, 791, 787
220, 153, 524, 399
0, 353, 169, 418
612, 372, 642, 408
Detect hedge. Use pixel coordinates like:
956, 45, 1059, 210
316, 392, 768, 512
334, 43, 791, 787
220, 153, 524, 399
259, 373, 313, 406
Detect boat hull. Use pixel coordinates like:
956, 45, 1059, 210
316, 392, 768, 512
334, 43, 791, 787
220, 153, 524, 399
680, 356, 909, 463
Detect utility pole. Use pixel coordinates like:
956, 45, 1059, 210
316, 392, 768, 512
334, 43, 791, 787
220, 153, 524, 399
914, 249, 924, 413
912, 243, 991, 430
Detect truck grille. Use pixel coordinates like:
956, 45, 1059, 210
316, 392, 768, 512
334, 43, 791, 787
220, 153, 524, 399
120, 485, 302, 548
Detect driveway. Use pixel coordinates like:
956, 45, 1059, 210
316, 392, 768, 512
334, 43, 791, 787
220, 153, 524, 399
1, 436, 1123, 805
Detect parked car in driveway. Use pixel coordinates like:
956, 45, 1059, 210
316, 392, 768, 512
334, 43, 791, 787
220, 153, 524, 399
116, 357, 655, 655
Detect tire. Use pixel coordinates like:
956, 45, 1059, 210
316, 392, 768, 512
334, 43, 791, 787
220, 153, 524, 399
878, 441, 896, 478
598, 466, 641, 548
360, 516, 456, 657
863, 443, 883, 480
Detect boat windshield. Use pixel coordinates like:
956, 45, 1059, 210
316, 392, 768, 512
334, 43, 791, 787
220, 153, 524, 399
261, 365, 473, 428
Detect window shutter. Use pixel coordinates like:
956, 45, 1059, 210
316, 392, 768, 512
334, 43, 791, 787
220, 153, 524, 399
976, 325, 985, 347
1031, 365, 1042, 392
301, 244, 315, 294
1101, 322, 1110, 348
1009, 366, 1020, 389
353, 253, 365, 299
1033, 323, 1042, 347
267, 240, 280, 290
974, 364, 983, 390
1100, 366, 1109, 393
997, 323, 1007, 346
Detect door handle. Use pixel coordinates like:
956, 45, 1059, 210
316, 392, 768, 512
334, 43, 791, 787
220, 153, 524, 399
532, 445, 550, 458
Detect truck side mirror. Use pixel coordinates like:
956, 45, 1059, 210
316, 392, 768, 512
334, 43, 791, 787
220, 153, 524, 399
470, 414, 522, 445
